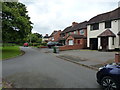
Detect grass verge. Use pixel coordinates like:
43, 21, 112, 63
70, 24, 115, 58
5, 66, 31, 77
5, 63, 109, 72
0, 46, 22, 60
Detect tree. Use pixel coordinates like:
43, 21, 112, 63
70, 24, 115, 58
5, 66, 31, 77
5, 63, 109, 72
2, 2, 33, 44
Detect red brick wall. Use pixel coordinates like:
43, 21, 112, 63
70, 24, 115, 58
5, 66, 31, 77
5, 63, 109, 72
59, 44, 85, 51
66, 36, 75, 45
53, 30, 61, 42
59, 39, 87, 51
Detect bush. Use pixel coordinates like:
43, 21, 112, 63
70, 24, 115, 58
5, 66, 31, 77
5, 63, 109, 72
41, 42, 47, 46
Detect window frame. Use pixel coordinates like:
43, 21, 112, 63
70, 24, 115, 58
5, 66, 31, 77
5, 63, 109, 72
80, 30, 84, 35
105, 21, 111, 28
90, 23, 99, 31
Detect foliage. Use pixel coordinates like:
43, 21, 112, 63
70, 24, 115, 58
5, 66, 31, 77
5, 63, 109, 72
2, 2, 33, 44
25, 33, 42, 44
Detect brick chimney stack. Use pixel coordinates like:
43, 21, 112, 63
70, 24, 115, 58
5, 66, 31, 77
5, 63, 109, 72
46, 34, 48, 36
72, 22, 78, 27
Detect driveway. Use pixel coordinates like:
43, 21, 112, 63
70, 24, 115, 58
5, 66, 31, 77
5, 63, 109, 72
2, 47, 101, 88
57, 49, 115, 66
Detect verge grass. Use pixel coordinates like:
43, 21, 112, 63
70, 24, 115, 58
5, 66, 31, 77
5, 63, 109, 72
0, 46, 22, 60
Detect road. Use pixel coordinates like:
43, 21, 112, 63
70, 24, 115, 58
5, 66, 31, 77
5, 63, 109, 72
2, 47, 101, 88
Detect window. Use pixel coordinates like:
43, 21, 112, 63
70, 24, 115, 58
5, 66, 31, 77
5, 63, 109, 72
74, 31, 77, 34
90, 23, 99, 30
68, 32, 70, 36
52, 37, 54, 41
80, 30, 84, 35
105, 21, 111, 28
112, 37, 114, 45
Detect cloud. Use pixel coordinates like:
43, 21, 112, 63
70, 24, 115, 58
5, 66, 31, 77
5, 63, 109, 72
19, 0, 119, 36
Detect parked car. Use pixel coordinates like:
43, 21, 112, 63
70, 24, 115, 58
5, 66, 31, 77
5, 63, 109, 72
23, 43, 29, 47
47, 42, 63, 48
96, 63, 120, 90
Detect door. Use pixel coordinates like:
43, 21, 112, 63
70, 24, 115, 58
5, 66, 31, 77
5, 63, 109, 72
90, 38, 98, 50
68, 40, 73, 45
101, 37, 108, 50
77, 40, 80, 45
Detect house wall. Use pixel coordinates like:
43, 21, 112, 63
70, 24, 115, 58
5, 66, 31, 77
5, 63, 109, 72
49, 30, 61, 42
59, 44, 85, 51
42, 38, 49, 42
66, 36, 75, 45
87, 19, 120, 50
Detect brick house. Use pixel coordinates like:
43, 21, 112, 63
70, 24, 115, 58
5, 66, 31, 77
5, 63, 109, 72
59, 26, 72, 45
42, 34, 49, 43
59, 21, 88, 50
87, 7, 120, 51
49, 30, 61, 42
65, 21, 87, 46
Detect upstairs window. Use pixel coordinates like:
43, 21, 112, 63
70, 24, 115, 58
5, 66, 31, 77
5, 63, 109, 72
74, 31, 77, 34
90, 23, 99, 30
105, 21, 111, 28
80, 30, 84, 35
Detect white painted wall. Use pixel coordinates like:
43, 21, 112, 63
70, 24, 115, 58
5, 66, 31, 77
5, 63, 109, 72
87, 19, 120, 49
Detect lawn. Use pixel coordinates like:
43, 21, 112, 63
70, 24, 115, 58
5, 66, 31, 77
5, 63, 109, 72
0, 46, 22, 60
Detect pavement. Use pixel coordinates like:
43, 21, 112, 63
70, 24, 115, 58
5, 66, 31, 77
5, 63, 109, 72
3, 47, 101, 88
42, 48, 116, 70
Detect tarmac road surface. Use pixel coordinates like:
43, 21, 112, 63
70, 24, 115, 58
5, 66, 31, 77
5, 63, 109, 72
2, 47, 101, 88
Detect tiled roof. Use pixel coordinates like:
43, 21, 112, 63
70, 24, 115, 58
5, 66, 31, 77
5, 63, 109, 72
67, 34, 87, 39
43, 36, 49, 38
61, 21, 87, 34
58, 37, 65, 41
49, 31, 58, 37
88, 7, 120, 24
66, 21, 87, 33
61, 26, 72, 34
98, 29, 116, 37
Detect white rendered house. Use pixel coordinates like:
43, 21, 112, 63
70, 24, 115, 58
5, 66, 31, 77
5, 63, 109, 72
87, 7, 120, 50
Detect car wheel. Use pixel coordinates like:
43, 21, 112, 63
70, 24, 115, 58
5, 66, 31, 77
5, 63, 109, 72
101, 76, 118, 90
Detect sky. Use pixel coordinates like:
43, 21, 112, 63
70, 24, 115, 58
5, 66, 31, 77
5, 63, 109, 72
19, 0, 120, 36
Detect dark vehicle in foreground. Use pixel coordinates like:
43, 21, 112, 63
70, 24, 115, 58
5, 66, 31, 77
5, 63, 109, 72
47, 42, 63, 48
96, 63, 120, 90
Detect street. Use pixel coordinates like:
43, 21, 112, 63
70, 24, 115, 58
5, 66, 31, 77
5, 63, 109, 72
2, 47, 101, 88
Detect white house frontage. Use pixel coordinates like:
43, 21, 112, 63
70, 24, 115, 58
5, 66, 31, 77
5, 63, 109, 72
87, 7, 120, 51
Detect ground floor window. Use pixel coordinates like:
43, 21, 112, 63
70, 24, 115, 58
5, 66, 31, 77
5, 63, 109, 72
68, 40, 73, 45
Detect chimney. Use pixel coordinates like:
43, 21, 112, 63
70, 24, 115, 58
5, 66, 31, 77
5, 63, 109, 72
72, 22, 78, 27
46, 34, 48, 36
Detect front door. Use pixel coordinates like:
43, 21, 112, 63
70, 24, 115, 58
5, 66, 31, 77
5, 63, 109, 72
101, 37, 108, 50
90, 38, 98, 50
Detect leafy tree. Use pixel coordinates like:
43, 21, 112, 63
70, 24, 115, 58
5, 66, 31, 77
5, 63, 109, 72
2, 2, 33, 44
34, 33, 42, 38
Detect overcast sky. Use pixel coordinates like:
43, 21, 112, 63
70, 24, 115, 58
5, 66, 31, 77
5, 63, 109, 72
19, 0, 120, 36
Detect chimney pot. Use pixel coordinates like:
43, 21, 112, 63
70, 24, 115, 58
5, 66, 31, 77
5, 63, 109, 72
72, 22, 78, 27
